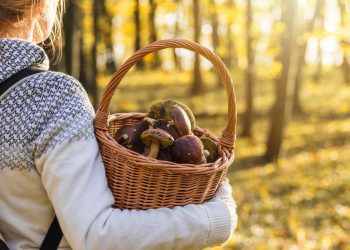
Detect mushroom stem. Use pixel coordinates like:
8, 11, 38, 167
148, 141, 160, 158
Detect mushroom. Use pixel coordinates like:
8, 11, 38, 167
147, 100, 196, 131
170, 135, 204, 164
141, 128, 174, 158
154, 119, 180, 140
157, 148, 172, 162
114, 125, 134, 145
127, 118, 155, 154
200, 136, 219, 163
172, 105, 192, 136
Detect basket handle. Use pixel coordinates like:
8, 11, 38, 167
94, 39, 237, 150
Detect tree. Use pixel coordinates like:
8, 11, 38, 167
338, 0, 350, 84
223, 0, 237, 70
241, 0, 255, 137
63, 0, 82, 78
292, 0, 324, 115
210, 0, 219, 54
173, 0, 182, 70
149, 0, 161, 69
312, 1, 326, 82
90, 0, 100, 109
264, 0, 297, 163
134, 0, 145, 70
191, 0, 204, 95
101, 0, 117, 74
209, 0, 222, 87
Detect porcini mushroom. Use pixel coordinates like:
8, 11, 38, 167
200, 136, 219, 163
114, 125, 134, 145
127, 118, 155, 153
141, 128, 174, 158
157, 148, 172, 162
172, 105, 192, 136
147, 100, 196, 131
170, 135, 204, 164
154, 119, 180, 140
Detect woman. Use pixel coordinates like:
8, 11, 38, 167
0, 0, 237, 249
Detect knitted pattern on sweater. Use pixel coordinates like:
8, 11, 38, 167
0, 39, 95, 171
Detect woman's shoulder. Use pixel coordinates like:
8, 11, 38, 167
27, 70, 91, 106
29, 70, 96, 157
24, 70, 94, 118
36, 70, 86, 93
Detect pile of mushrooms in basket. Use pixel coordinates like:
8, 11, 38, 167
113, 100, 219, 164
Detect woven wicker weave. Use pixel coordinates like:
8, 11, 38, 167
94, 39, 237, 210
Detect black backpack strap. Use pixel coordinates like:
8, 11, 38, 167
40, 216, 63, 250
0, 239, 10, 250
1, 67, 63, 249
0, 67, 45, 96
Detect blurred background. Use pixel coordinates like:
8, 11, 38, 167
50, 0, 350, 249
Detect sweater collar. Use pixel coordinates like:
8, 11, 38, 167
0, 38, 49, 83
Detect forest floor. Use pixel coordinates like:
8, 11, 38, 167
99, 67, 350, 250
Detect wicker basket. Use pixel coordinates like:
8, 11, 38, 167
94, 39, 237, 210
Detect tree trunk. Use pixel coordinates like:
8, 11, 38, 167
241, 0, 254, 137
134, 0, 145, 70
292, 0, 324, 115
224, 0, 237, 70
90, 0, 100, 109
313, 42, 323, 82
191, 0, 204, 95
264, 0, 297, 163
292, 50, 305, 114
342, 55, 350, 84
312, 2, 325, 83
173, 0, 182, 70
210, 0, 221, 86
149, 0, 161, 69
79, 0, 98, 108
337, 0, 350, 84
79, 35, 88, 91
63, 0, 82, 78
101, 0, 117, 74
218, 0, 237, 88
210, 0, 219, 53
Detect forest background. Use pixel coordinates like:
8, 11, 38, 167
49, 0, 350, 249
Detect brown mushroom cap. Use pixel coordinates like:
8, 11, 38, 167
127, 119, 154, 153
157, 148, 172, 162
170, 135, 204, 164
141, 128, 174, 148
154, 119, 180, 140
200, 136, 219, 163
141, 128, 174, 158
114, 125, 134, 144
147, 100, 196, 131
172, 105, 192, 136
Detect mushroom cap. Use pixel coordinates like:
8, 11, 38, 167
154, 119, 180, 140
147, 100, 196, 131
200, 136, 219, 163
127, 119, 154, 153
172, 105, 192, 136
157, 148, 172, 162
170, 135, 204, 164
114, 125, 134, 144
141, 128, 174, 148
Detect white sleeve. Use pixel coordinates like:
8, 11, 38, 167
35, 139, 233, 250
32, 74, 234, 250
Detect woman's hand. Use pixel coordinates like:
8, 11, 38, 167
212, 178, 238, 238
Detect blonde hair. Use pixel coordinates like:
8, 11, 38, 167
0, 0, 64, 60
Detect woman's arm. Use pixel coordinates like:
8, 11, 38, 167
33, 73, 237, 250
35, 138, 235, 250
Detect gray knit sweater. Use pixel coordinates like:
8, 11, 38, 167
0, 39, 237, 250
